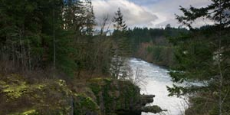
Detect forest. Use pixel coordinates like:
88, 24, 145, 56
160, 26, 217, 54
0, 0, 230, 115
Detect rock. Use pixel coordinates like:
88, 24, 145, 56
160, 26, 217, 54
88, 78, 141, 115
115, 109, 141, 115
142, 105, 165, 113
88, 78, 163, 115
0, 75, 162, 115
73, 94, 101, 115
0, 74, 101, 115
141, 95, 155, 106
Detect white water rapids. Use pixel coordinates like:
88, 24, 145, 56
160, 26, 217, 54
128, 58, 188, 115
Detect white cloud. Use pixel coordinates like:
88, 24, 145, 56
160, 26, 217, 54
92, 0, 213, 28
148, 0, 212, 27
92, 0, 158, 28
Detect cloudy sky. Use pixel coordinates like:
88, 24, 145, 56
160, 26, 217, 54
92, 0, 212, 28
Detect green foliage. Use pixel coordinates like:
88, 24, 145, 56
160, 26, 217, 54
0, 1, 155, 115
169, 28, 230, 114
113, 8, 127, 31
0, 0, 112, 77
126, 27, 187, 55
0, 74, 74, 115
110, 9, 132, 79
9, 109, 39, 115
125, 27, 188, 67
168, 0, 230, 114
0, 74, 103, 115
73, 94, 100, 115
89, 78, 141, 115
0, 74, 45, 100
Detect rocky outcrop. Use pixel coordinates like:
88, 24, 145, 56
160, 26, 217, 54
0, 74, 101, 115
88, 78, 163, 115
89, 78, 141, 115
0, 75, 162, 115
142, 105, 165, 114
141, 95, 155, 106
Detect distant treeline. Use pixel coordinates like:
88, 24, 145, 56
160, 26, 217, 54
126, 25, 188, 67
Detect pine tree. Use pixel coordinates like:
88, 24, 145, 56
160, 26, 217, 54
113, 8, 127, 31
0, 0, 78, 76
168, 0, 230, 114
110, 8, 131, 79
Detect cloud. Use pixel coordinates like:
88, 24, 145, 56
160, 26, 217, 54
148, 0, 212, 27
128, 0, 159, 6
92, 0, 213, 28
92, 0, 158, 28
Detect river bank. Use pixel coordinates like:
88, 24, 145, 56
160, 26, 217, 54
0, 73, 161, 115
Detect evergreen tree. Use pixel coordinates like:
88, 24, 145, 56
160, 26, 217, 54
110, 8, 131, 79
113, 8, 127, 31
168, 0, 230, 114
0, 0, 78, 76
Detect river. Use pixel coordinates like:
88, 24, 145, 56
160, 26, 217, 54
128, 58, 188, 115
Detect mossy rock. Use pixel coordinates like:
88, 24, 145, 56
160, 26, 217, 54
9, 109, 39, 115
0, 74, 72, 115
73, 94, 101, 115
142, 105, 164, 113
88, 78, 141, 115
0, 74, 103, 115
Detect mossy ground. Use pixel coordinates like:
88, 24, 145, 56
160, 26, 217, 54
0, 75, 143, 115
0, 74, 100, 115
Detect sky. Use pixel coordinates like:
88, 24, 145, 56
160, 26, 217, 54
91, 0, 212, 28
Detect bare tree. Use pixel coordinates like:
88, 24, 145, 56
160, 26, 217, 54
100, 14, 111, 36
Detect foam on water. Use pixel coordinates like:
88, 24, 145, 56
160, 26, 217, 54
128, 58, 188, 115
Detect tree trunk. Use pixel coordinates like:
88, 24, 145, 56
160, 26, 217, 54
218, 0, 223, 115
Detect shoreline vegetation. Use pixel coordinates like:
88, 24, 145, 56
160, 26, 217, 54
0, 0, 229, 115
0, 0, 165, 114
0, 74, 162, 115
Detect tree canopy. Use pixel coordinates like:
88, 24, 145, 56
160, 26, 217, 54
169, 0, 230, 114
